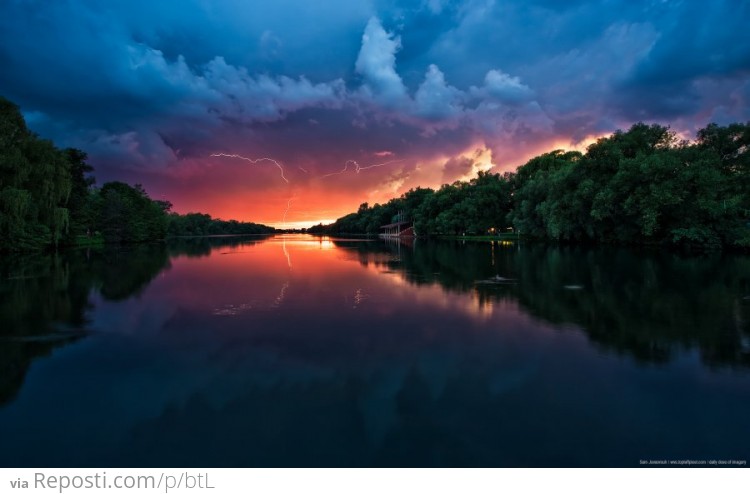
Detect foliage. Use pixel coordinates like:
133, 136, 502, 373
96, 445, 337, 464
64, 148, 96, 241
510, 122, 750, 249
95, 182, 171, 243
316, 121, 750, 250
309, 176, 515, 237
0, 97, 72, 250
166, 212, 276, 236
309, 187, 436, 235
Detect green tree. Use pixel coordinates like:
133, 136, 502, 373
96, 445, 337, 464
0, 97, 72, 251
96, 182, 169, 243
63, 148, 96, 241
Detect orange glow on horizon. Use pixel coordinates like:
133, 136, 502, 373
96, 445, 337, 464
157, 135, 617, 227
161, 234, 528, 324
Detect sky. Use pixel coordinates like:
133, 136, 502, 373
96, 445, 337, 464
1, 0, 749, 227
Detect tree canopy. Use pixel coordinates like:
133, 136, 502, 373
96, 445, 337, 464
1, 97, 72, 250
312, 121, 750, 250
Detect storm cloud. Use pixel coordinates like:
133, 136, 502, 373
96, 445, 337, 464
1, 0, 748, 225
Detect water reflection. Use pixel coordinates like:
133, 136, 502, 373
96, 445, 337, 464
0, 235, 748, 466
340, 240, 750, 368
0, 245, 170, 405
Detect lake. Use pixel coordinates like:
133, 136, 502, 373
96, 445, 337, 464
1, 234, 749, 467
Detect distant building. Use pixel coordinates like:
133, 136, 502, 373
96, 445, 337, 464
379, 210, 414, 237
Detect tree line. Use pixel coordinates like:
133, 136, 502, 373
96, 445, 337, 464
166, 212, 274, 237
0, 97, 273, 251
309, 122, 750, 249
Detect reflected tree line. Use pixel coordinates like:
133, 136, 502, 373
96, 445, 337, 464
345, 239, 750, 369
0, 245, 169, 404
167, 235, 270, 259
2, 237, 749, 407
0, 238, 261, 405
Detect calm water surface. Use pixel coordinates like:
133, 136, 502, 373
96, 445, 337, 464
1, 235, 749, 466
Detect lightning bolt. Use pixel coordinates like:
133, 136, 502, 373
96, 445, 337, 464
282, 238, 292, 269
210, 153, 289, 183
320, 159, 405, 178
282, 196, 297, 229
298, 166, 309, 173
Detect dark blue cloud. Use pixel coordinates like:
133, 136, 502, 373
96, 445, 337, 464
628, 0, 750, 85
613, 0, 750, 121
